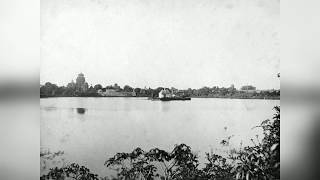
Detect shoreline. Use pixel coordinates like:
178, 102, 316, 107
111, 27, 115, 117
40, 95, 280, 100
190, 96, 280, 100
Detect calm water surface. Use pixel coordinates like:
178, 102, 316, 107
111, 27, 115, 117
40, 97, 279, 176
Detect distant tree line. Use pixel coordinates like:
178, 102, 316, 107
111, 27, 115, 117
40, 82, 99, 97
182, 86, 279, 99
41, 106, 280, 180
40, 82, 279, 99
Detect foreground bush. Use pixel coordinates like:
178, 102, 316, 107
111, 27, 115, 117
229, 106, 280, 180
40, 163, 99, 180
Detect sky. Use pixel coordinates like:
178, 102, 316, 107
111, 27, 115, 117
40, 0, 279, 90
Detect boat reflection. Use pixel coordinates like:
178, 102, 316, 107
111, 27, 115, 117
76, 108, 86, 114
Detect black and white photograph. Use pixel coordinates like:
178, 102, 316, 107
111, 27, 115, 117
40, 0, 280, 179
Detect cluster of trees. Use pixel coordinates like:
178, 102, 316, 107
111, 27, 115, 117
41, 106, 280, 180
182, 86, 279, 99
40, 82, 279, 99
40, 82, 154, 97
40, 82, 99, 97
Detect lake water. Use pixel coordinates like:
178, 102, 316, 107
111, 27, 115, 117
40, 97, 279, 176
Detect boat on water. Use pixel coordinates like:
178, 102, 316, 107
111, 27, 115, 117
159, 97, 191, 101
148, 96, 191, 101
149, 88, 191, 101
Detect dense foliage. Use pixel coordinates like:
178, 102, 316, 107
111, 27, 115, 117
105, 144, 202, 180
227, 106, 280, 180
41, 106, 280, 180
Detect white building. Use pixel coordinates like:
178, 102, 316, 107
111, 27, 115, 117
159, 88, 173, 98
159, 89, 165, 98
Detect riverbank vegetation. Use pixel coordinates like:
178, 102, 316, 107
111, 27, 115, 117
41, 106, 280, 180
40, 82, 279, 100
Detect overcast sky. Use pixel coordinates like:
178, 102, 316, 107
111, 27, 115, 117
40, 0, 279, 90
